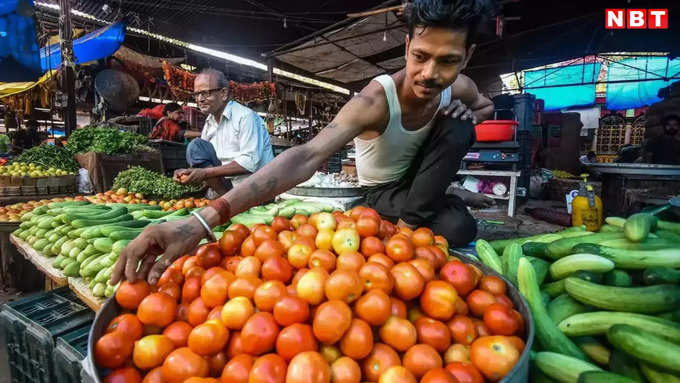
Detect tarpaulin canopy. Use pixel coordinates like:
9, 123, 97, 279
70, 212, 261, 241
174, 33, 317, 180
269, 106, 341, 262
606, 57, 680, 110
40, 21, 125, 72
0, 0, 42, 81
0, 70, 55, 98
524, 63, 601, 111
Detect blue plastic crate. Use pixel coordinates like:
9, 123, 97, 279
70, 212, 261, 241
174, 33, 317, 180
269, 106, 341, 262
54, 323, 90, 383
0, 287, 94, 383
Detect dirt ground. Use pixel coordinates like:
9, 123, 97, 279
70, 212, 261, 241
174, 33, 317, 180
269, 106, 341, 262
473, 199, 566, 241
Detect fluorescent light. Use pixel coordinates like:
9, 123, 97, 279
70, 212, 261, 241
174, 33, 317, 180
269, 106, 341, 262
34, 2, 350, 95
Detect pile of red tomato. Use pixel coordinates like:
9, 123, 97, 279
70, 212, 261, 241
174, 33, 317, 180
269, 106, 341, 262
95, 206, 527, 383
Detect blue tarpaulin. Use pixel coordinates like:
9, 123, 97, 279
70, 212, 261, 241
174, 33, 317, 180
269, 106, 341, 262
0, 0, 42, 81
524, 63, 601, 111
606, 57, 680, 110
40, 22, 125, 71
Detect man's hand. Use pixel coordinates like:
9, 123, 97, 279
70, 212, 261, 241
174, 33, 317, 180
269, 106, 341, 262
440, 99, 477, 124
174, 168, 209, 185
110, 217, 205, 285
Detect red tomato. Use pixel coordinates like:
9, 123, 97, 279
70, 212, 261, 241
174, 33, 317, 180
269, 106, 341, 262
483, 304, 519, 336
241, 312, 279, 355
286, 351, 331, 383
249, 354, 287, 383
275, 324, 318, 362
445, 362, 485, 383
439, 261, 477, 296
470, 336, 520, 382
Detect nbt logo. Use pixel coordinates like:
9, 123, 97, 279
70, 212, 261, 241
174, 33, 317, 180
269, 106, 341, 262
606, 9, 668, 29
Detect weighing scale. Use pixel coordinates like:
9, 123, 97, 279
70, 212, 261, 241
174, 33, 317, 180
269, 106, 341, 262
461, 141, 520, 171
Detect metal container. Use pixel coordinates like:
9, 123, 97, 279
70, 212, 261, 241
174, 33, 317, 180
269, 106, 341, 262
287, 185, 363, 198
86, 256, 534, 383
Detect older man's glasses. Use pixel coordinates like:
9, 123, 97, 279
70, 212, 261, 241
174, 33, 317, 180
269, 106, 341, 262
192, 88, 223, 99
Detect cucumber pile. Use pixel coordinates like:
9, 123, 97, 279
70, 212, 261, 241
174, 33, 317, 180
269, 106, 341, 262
12, 198, 335, 300
476, 212, 680, 383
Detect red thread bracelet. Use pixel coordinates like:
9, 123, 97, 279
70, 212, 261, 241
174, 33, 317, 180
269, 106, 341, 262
208, 198, 232, 225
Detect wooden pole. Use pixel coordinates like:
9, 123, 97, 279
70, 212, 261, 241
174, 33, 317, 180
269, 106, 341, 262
58, 0, 76, 136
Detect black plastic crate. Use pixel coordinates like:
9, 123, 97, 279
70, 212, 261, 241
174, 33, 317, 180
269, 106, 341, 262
54, 323, 91, 383
0, 287, 94, 383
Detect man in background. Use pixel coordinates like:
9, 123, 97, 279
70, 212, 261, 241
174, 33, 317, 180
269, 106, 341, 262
640, 115, 680, 165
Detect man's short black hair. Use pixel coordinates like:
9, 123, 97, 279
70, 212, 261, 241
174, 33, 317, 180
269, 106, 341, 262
406, 0, 483, 48
164, 102, 182, 115
662, 114, 680, 126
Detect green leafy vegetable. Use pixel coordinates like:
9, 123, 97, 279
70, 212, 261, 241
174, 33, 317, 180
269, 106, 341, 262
66, 127, 148, 155
113, 166, 201, 200
13, 145, 79, 172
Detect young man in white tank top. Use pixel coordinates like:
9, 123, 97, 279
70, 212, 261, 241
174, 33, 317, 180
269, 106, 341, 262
112, 0, 497, 284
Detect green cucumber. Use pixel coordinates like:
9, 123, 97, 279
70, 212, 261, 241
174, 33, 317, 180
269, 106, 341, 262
60, 240, 75, 256
605, 216, 626, 228
523, 242, 549, 257
68, 247, 81, 259
70, 214, 133, 228
107, 229, 143, 241
565, 277, 680, 313
602, 269, 632, 286
475, 239, 503, 274
598, 224, 622, 233
571, 271, 603, 284
655, 229, 680, 242
609, 349, 645, 383
558, 311, 680, 342
47, 200, 90, 209
81, 253, 117, 277
534, 352, 601, 383
278, 206, 296, 218
639, 362, 680, 383
141, 209, 174, 219
548, 294, 589, 324
596, 247, 680, 269
502, 243, 522, 285
543, 280, 566, 297
37, 217, 56, 229
657, 308, 680, 322
63, 261, 81, 277
546, 232, 624, 259
33, 238, 49, 252
657, 219, 680, 234
642, 267, 680, 285
51, 236, 69, 256
577, 371, 637, 383
104, 283, 118, 298
532, 366, 560, 383
607, 324, 680, 374
94, 264, 114, 283
572, 336, 610, 366
489, 226, 588, 253
53, 255, 66, 269
518, 258, 586, 359
230, 214, 273, 227
112, 240, 131, 255
106, 203, 160, 212
93, 238, 113, 253
92, 283, 106, 297
63, 206, 128, 223
623, 213, 657, 242
77, 245, 97, 263
550, 254, 614, 280
527, 256, 551, 285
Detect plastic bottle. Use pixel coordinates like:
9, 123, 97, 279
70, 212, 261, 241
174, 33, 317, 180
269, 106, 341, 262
571, 174, 603, 231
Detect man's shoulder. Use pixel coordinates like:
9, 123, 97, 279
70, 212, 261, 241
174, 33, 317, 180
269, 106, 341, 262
229, 100, 258, 117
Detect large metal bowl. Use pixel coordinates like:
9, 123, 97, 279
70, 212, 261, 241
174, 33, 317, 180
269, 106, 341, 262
86, 254, 534, 383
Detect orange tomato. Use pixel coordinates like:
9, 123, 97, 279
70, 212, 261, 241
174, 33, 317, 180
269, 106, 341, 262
420, 280, 458, 321
159, 268, 184, 286
473, 318, 491, 337
252, 225, 277, 246
261, 255, 293, 283
200, 274, 230, 308
336, 251, 365, 272
358, 262, 393, 294
315, 229, 334, 251
253, 280, 288, 311
225, 331, 245, 358
218, 230, 242, 256
273, 295, 310, 326
390, 297, 407, 318
332, 228, 360, 254
408, 258, 435, 282
308, 249, 336, 271
176, 303, 189, 322
221, 296, 255, 330
378, 316, 417, 352
157, 282, 181, 302
241, 312, 280, 355
221, 354, 253, 383
402, 344, 443, 378
339, 319, 374, 359
296, 223, 319, 240
421, 368, 459, 383
296, 267, 329, 305
483, 304, 519, 336
378, 366, 416, 383
385, 236, 414, 262
414, 317, 451, 353
507, 336, 526, 353
439, 261, 477, 297
227, 276, 262, 300
141, 367, 163, 383
201, 267, 234, 286
356, 216, 380, 238
315, 212, 337, 231
235, 256, 261, 278
354, 289, 392, 326
470, 336, 520, 382
185, 266, 205, 280
271, 216, 292, 232
103, 367, 142, 383
95, 331, 134, 369
466, 289, 497, 318
324, 269, 363, 303
132, 335, 175, 370
362, 343, 401, 382
479, 275, 507, 296
291, 214, 308, 229
253, 239, 285, 263
249, 354, 287, 383
106, 314, 143, 341
414, 246, 438, 267
448, 315, 478, 346
162, 321, 192, 348
288, 241, 314, 269
444, 362, 485, 383
444, 344, 471, 364
330, 357, 361, 383
360, 236, 385, 256
240, 236, 257, 258
137, 293, 176, 327
398, 226, 414, 237
312, 300, 352, 344
367, 253, 395, 269
378, 220, 397, 239
188, 319, 230, 355
411, 227, 435, 247
187, 297, 210, 326
455, 297, 470, 316
494, 294, 513, 310
278, 230, 296, 251
161, 347, 209, 383
116, 280, 151, 310
181, 276, 201, 303
196, 243, 222, 269
286, 351, 331, 383
275, 323, 318, 362
390, 262, 425, 300
427, 246, 448, 270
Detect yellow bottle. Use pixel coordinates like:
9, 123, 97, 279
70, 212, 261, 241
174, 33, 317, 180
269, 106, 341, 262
571, 174, 603, 231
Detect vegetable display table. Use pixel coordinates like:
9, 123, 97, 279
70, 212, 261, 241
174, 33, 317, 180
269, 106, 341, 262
9, 234, 67, 286
68, 277, 103, 312
458, 169, 521, 217
0, 223, 44, 291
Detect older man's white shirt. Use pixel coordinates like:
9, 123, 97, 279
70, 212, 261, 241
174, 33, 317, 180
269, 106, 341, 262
201, 100, 274, 186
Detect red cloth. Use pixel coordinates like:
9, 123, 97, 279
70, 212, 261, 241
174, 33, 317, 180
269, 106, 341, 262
149, 117, 183, 142
137, 104, 165, 120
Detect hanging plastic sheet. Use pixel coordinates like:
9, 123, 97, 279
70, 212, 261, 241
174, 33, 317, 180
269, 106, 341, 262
606, 57, 680, 110
524, 63, 601, 111
0, 0, 42, 81
40, 22, 125, 72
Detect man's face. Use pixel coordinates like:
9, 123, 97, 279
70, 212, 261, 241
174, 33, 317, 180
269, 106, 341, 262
194, 74, 228, 116
404, 26, 474, 100
664, 118, 680, 136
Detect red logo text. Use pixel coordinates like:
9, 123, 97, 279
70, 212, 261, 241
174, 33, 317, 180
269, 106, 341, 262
605, 9, 668, 29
